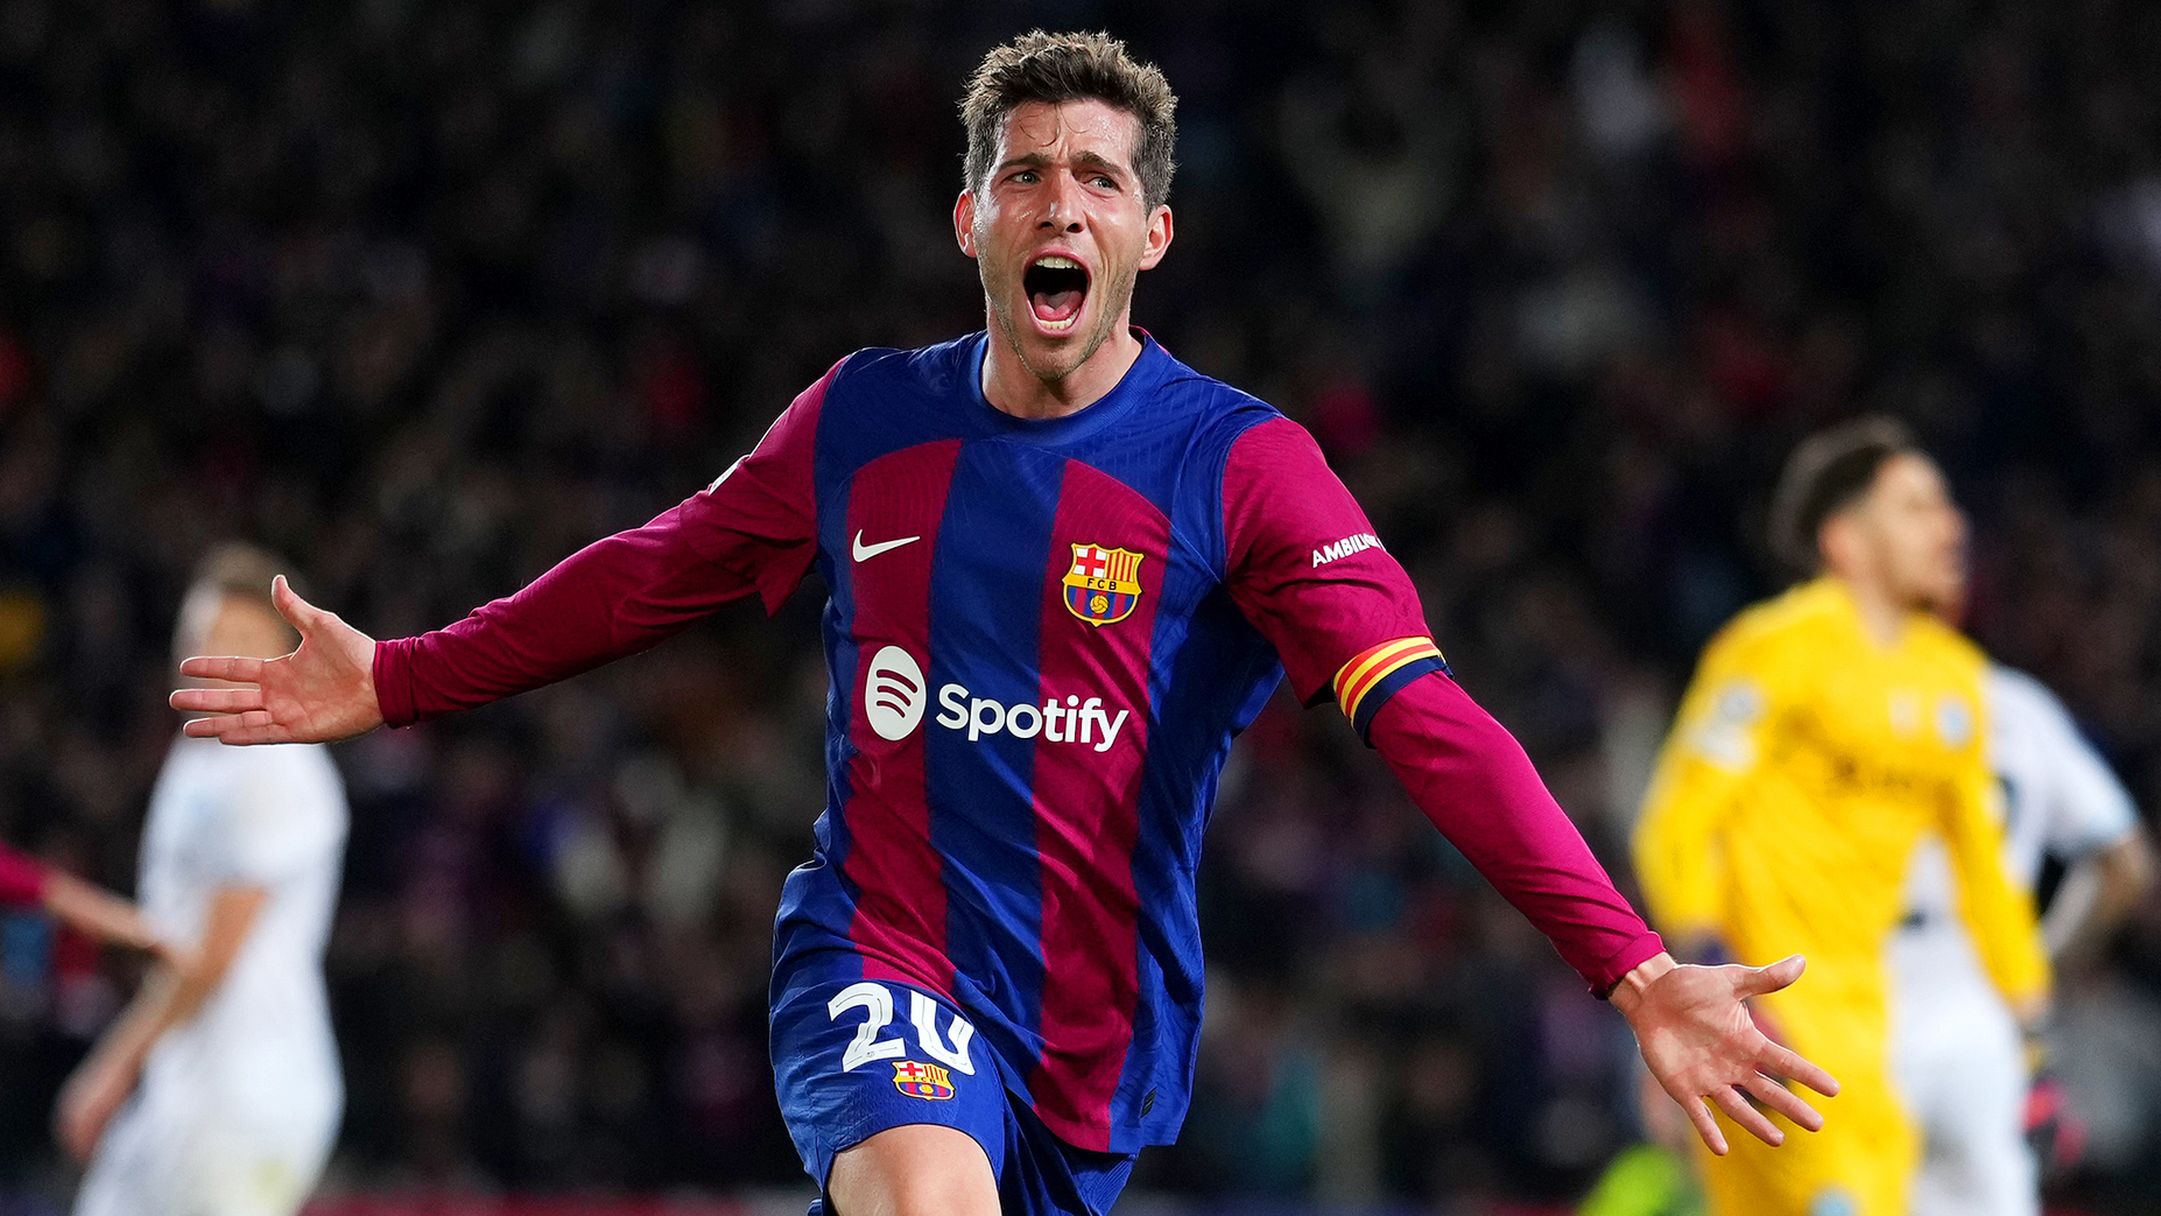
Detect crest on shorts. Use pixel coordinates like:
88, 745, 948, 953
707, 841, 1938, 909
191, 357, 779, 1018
892, 1060, 955, 1101
1062, 544, 1144, 626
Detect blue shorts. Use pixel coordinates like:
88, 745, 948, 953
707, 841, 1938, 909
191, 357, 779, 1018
772, 964, 1136, 1216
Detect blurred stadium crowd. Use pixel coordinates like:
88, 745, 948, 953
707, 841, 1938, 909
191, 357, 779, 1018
2, 0, 2160, 1211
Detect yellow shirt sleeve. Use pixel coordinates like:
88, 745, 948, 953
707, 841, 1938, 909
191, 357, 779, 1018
1634, 627, 1787, 943
1942, 734, 2052, 1008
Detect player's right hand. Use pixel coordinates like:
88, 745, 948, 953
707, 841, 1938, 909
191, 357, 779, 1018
169, 576, 384, 744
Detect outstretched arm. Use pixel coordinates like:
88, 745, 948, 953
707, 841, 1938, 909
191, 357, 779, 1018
1366, 666, 1834, 1152
1364, 668, 1661, 988
41, 872, 169, 957
0, 842, 166, 956
1221, 416, 1835, 1153
173, 361, 837, 743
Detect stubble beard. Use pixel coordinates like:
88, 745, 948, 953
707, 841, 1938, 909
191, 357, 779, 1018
983, 254, 1137, 387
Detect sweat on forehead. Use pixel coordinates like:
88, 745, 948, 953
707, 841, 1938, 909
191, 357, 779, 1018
996, 103, 1138, 168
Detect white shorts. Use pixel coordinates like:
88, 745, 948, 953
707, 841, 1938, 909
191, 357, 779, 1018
73, 1086, 337, 1216
1891, 945, 2037, 1216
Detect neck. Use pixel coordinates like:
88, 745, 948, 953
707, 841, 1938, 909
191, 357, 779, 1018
1836, 574, 1909, 646
980, 315, 1143, 420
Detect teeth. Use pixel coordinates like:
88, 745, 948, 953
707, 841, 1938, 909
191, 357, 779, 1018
1038, 314, 1078, 331
1032, 255, 1081, 270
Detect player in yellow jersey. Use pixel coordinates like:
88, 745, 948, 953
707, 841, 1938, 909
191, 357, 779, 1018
1633, 418, 2049, 1216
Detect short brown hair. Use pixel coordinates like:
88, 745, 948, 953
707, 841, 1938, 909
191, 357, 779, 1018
960, 30, 1178, 211
1767, 416, 1919, 573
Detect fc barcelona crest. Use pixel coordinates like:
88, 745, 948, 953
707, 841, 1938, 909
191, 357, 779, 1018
892, 1060, 955, 1100
1062, 543, 1145, 626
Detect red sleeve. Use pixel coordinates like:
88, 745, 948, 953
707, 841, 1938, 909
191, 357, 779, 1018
1222, 416, 1436, 715
1224, 415, 1662, 994
374, 360, 834, 727
1369, 675, 1664, 994
0, 841, 47, 907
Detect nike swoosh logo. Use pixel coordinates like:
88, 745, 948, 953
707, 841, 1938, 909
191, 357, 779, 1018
852, 531, 922, 562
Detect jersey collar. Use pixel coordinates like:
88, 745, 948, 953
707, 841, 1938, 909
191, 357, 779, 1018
964, 329, 1169, 445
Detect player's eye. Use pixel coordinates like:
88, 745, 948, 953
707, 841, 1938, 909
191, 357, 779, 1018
1091, 175, 1118, 190
1011, 170, 1039, 185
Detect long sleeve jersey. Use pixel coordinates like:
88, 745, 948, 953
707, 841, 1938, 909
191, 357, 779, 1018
375, 332, 1662, 1152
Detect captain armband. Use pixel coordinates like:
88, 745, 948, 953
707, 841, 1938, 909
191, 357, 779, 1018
1333, 636, 1450, 741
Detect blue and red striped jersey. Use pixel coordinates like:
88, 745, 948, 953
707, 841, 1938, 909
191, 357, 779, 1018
770, 331, 1438, 1151
376, 330, 1663, 1155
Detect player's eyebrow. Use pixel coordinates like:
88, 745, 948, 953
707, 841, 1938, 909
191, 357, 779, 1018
1071, 151, 1131, 181
994, 150, 1134, 182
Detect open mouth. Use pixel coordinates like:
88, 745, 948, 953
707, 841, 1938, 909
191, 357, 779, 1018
1023, 255, 1090, 333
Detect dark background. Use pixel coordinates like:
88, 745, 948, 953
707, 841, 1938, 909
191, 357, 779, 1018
1, 1, 2158, 1211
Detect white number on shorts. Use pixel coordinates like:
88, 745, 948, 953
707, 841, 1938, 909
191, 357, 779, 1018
908, 989, 976, 1075
829, 982, 907, 1072
826, 982, 978, 1075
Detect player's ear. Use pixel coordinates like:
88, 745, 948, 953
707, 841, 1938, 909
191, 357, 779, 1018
1138, 203, 1173, 271
954, 191, 979, 258
1817, 513, 1858, 576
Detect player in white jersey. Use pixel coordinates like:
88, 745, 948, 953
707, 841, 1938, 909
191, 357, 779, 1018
61, 545, 350, 1216
1890, 663, 2154, 1216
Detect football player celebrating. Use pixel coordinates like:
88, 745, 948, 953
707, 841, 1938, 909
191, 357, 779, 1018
175, 31, 1833, 1216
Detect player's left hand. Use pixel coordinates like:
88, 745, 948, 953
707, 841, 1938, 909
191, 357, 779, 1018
55, 1054, 136, 1163
1610, 952, 1840, 1155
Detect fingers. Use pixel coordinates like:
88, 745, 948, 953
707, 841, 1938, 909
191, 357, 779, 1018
1758, 1041, 1840, 1098
1733, 954, 1806, 998
1710, 1083, 1784, 1147
177, 655, 266, 683
271, 574, 327, 635
180, 711, 290, 746
1743, 1072, 1824, 1133
169, 687, 265, 714
1679, 1093, 1728, 1156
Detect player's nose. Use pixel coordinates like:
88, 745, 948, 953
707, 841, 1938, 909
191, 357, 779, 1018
1037, 175, 1083, 233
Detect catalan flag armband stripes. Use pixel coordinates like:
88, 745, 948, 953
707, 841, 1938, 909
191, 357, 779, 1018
1333, 636, 1451, 741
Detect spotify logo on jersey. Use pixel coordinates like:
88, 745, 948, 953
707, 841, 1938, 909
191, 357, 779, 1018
859, 646, 1131, 751
863, 646, 927, 741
